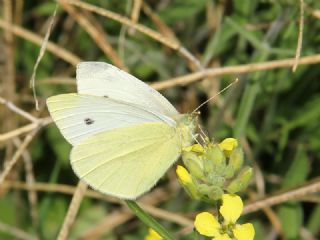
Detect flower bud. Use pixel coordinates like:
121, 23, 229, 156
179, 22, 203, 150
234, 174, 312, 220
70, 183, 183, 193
207, 173, 225, 187
176, 165, 200, 199
222, 165, 235, 179
207, 186, 224, 200
182, 152, 205, 180
204, 145, 226, 174
228, 147, 244, 173
226, 167, 253, 193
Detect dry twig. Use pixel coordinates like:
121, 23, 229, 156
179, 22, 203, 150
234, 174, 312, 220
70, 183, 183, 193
243, 177, 320, 214
30, 4, 58, 110
60, 1, 127, 70
0, 130, 38, 185
0, 117, 52, 142
0, 221, 37, 240
151, 53, 320, 90
3, 180, 192, 235
57, 0, 202, 70
0, 19, 81, 65
292, 0, 304, 72
0, 97, 38, 122
57, 181, 88, 240
13, 138, 39, 229
129, 0, 143, 34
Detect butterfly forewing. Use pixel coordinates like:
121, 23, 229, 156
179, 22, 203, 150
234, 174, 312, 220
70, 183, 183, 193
76, 62, 179, 117
46, 93, 176, 146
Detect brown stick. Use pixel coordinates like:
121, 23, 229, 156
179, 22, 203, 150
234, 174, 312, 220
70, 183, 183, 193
151, 53, 320, 90
292, 0, 304, 72
0, 19, 81, 66
60, 1, 127, 70
57, 181, 88, 240
243, 177, 320, 214
0, 130, 38, 185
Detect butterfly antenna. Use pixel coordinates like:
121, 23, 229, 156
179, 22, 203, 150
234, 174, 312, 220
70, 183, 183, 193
190, 130, 202, 146
192, 78, 239, 114
198, 124, 208, 140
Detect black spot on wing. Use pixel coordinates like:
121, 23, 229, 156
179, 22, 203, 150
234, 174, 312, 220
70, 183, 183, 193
84, 118, 94, 125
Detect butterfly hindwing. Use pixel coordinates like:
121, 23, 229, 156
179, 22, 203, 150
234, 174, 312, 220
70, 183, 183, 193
70, 122, 181, 199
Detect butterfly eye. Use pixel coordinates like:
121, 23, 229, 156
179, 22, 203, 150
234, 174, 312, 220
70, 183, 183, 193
84, 118, 94, 125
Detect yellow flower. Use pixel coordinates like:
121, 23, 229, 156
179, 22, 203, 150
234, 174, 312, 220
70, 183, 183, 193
144, 228, 163, 240
219, 138, 238, 157
176, 165, 192, 185
194, 194, 254, 240
219, 194, 243, 224
194, 212, 220, 237
183, 144, 205, 154
233, 223, 255, 240
216, 234, 231, 240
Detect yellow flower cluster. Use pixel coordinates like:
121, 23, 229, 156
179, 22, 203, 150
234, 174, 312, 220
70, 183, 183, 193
194, 194, 255, 240
177, 138, 253, 201
174, 138, 255, 239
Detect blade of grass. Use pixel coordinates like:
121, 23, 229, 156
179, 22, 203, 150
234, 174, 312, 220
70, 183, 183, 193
125, 200, 175, 240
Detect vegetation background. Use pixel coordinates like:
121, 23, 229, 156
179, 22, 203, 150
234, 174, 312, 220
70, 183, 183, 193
1, 0, 320, 239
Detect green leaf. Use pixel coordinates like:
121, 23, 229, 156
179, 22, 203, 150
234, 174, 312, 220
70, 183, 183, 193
159, 0, 208, 23
41, 197, 67, 240
278, 202, 303, 240
281, 146, 309, 189
306, 203, 320, 235
0, 195, 17, 239
33, 2, 61, 16
278, 146, 309, 239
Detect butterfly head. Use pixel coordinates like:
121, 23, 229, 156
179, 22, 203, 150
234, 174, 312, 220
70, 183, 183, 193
175, 113, 198, 147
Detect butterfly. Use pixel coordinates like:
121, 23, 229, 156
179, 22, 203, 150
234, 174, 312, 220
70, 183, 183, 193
47, 62, 197, 199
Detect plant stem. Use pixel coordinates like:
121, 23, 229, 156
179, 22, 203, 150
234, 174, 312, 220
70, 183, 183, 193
125, 200, 175, 240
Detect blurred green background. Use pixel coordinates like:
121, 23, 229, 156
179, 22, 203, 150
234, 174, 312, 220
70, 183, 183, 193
1, 0, 320, 239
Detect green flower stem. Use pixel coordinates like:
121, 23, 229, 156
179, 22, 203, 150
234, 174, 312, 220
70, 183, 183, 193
125, 200, 175, 240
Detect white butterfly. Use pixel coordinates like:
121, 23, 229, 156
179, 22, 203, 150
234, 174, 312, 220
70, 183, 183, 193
47, 62, 197, 199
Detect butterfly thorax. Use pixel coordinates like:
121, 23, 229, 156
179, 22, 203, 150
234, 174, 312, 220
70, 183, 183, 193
174, 114, 198, 148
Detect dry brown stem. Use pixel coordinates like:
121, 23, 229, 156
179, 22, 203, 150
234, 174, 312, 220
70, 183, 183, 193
79, 187, 174, 239
60, 1, 127, 70
13, 138, 39, 229
0, 117, 52, 142
130, 0, 143, 26
0, 221, 38, 240
4, 180, 192, 231
30, 4, 58, 110
142, 2, 179, 42
292, 0, 304, 72
151, 53, 320, 90
59, 0, 179, 49
0, 129, 38, 185
0, 96, 38, 122
58, 0, 202, 70
243, 177, 320, 214
0, 18, 81, 65
57, 181, 88, 240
